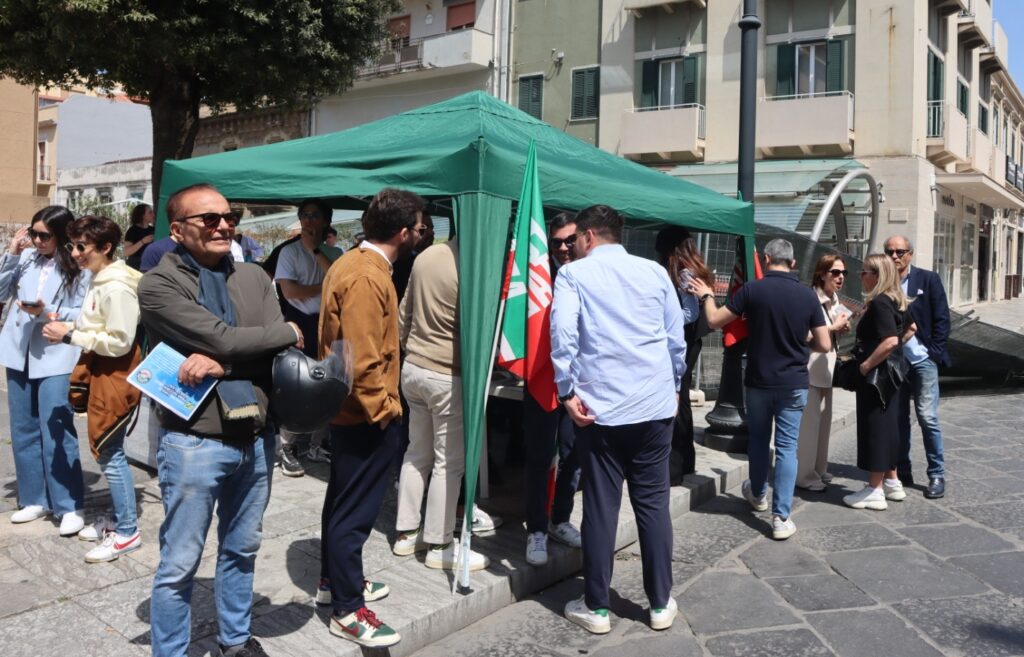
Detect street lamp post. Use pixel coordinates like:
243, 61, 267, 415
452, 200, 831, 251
703, 0, 760, 453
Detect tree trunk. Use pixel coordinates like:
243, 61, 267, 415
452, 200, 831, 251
149, 66, 201, 225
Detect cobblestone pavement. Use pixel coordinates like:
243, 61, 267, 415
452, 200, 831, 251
410, 390, 1024, 657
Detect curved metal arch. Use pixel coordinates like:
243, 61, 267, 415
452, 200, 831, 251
809, 168, 880, 254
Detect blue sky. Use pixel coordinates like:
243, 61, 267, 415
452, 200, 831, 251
993, 1, 1023, 85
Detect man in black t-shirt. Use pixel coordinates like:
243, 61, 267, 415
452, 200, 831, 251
689, 239, 830, 541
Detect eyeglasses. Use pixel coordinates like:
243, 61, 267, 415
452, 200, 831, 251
414, 225, 430, 235
828, 269, 848, 277
884, 248, 911, 258
298, 211, 322, 221
28, 229, 53, 241
859, 270, 877, 277
174, 212, 240, 229
65, 242, 91, 254
550, 234, 578, 249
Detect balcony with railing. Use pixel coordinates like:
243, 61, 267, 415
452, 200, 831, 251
355, 29, 493, 83
958, 0, 992, 50
980, 21, 1008, 75
37, 164, 53, 183
926, 101, 970, 165
619, 104, 706, 162
755, 91, 855, 157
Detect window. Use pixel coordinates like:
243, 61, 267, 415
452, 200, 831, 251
960, 221, 976, 302
775, 40, 844, 96
96, 187, 113, 205
796, 42, 827, 95
128, 187, 145, 201
978, 104, 989, 135
928, 1, 947, 51
571, 67, 599, 120
927, 48, 944, 102
957, 78, 969, 118
639, 56, 700, 108
67, 189, 82, 210
388, 16, 411, 49
446, 1, 475, 31
933, 214, 956, 301
993, 106, 999, 145
517, 75, 543, 120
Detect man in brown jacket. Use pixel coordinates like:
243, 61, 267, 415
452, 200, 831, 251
317, 188, 426, 648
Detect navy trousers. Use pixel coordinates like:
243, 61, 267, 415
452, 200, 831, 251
523, 394, 581, 533
578, 417, 673, 611
321, 422, 399, 614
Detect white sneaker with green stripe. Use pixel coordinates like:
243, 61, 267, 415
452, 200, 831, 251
650, 597, 678, 630
316, 579, 389, 605
564, 596, 611, 634
330, 606, 400, 647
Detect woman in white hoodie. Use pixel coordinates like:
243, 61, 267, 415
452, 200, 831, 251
43, 215, 144, 563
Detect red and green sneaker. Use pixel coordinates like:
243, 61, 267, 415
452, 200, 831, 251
331, 607, 400, 647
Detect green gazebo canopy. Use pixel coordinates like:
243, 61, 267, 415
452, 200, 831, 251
156, 90, 753, 545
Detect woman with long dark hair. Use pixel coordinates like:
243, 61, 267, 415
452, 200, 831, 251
0, 206, 89, 535
655, 226, 714, 480
124, 203, 155, 270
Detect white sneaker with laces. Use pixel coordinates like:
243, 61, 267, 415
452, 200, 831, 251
469, 505, 502, 535
742, 480, 769, 512
772, 515, 796, 540
564, 596, 611, 634
11, 505, 49, 524
424, 542, 489, 571
649, 597, 678, 630
548, 521, 582, 548
526, 531, 548, 566
844, 485, 888, 510
85, 530, 141, 562
79, 516, 115, 542
392, 528, 427, 556
883, 480, 907, 501
59, 510, 85, 537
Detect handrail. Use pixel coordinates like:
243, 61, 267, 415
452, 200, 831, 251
760, 90, 854, 102
628, 103, 706, 113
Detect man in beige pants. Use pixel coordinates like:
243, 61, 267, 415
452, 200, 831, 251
392, 238, 489, 571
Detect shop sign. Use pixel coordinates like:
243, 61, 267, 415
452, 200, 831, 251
940, 193, 956, 209
966, 202, 977, 215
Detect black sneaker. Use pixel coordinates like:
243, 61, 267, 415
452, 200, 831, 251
279, 447, 305, 477
216, 637, 269, 657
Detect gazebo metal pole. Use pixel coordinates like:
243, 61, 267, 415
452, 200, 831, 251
703, 0, 760, 453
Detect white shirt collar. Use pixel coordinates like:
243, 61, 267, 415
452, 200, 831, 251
359, 240, 393, 270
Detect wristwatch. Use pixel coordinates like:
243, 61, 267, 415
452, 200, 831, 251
61, 329, 74, 345
558, 390, 575, 403
700, 293, 714, 303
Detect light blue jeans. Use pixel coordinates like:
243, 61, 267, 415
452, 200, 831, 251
150, 428, 274, 657
898, 357, 945, 478
6, 368, 84, 516
97, 428, 137, 536
745, 387, 809, 521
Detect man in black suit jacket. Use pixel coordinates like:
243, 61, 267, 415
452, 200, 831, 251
885, 235, 950, 499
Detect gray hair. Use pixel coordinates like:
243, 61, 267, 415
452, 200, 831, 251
885, 235, 915, 252
763, 238, 794, 265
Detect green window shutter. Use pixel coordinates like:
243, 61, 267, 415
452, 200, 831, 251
681, 56, 698, 105
776, 43, 795, 96
640, 60, 659, 108
518, 75, 543, 119
826, 40, 844, 92
571, 68, 599, 120
585, 67, 599, 118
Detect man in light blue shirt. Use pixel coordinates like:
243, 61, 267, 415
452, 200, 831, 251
551, 205, 685, 636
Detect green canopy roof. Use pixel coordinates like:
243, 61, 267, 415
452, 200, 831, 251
157, 91, 752, 237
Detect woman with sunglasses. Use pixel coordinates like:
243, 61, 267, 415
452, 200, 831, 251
42, 215, 144, 561
844, 255, 915, 511
0, 205, 89, 535
795, 255, 852, 492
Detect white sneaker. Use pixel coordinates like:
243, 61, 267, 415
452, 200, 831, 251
78, 516, 115, 542
883, 480, 907, 501
470, 505, 502, 535
392, 528, 427, 556
84, 530, 141, 562
844, 485, 888, 510
548, 521, 582, 548
650, 597, 678, 630
564, 596, 611, 634
306, 445, 331, 463
526, 531, 548, 566
11, 505, 49, 524
772, 515, 796, 540
424, 542, 489, 571
742, 480, 768, 512
59, 510, 85, 536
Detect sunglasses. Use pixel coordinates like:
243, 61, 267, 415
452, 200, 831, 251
884, 248, 911, 257
828, 269, 848, 277
412, 225, 429, 235
175, 212, 240, 229
28, 229, 53, 241
551, 234, 578, 249
65, 241, 92, 254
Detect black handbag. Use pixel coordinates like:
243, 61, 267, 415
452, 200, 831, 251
832, 354, 859, 391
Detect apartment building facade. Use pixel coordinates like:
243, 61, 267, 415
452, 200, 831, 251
515, 0, 1022, 308
0, 78, 49, 222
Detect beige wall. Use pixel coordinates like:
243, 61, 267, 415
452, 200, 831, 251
0, 78, 48, 222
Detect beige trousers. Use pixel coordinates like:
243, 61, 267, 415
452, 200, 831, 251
395, 361, 464, 545
796, 385, 833, 488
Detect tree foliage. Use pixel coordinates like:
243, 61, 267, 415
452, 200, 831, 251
0, 0, 399, 200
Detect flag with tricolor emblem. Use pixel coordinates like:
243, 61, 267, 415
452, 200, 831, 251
497, 141, 558, 412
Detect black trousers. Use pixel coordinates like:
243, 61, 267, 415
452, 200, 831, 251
321, 422, 399, 614
671, 335, 703, 479
578, 417, 673, 611
523, 394, 581, 533
283, 306, 319, 358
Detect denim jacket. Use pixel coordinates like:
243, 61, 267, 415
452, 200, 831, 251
0, 249, 89, 379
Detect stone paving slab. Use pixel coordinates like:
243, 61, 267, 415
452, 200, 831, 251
806, 609, 946, 657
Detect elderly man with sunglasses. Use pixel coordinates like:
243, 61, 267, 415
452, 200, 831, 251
139, 183, 304, 657
884, 235, 950, 499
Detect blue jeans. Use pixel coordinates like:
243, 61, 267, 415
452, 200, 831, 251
898, 358, 945, 478
97, 428, 137, 536
6, 368, 84, 516
150, 428, 274, 657
745, 387, 808, 520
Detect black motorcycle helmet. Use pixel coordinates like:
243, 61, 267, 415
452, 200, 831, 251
271, 346, 350, 433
